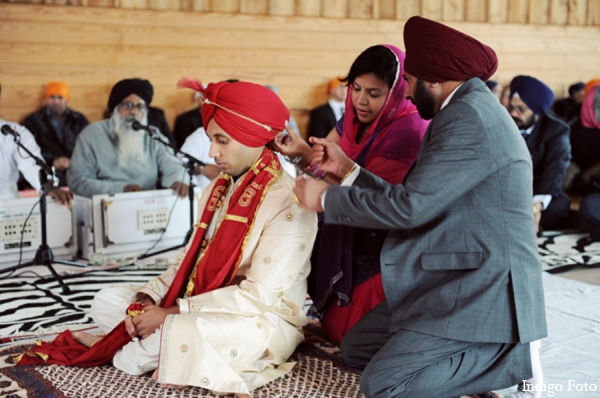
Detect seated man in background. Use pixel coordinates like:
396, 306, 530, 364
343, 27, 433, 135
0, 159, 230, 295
23, 81, 89, 187
178, 125, 220, 192
484, 79, 503, 101
67, 78, 189, 199
1, 116, 72, 204
306, 77, 347, 140
552, 81, 585, 126
173, 91, 204, 149
508, 75, 571, 232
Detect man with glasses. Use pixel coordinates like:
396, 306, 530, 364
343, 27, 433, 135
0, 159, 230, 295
508, 75, 571, 233
68, 78, 189, 199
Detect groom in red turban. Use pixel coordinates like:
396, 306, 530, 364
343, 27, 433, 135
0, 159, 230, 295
17, 79, 317, 397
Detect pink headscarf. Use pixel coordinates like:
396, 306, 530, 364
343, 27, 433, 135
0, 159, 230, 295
581, 84, 600, 130
338, 44, 427, 183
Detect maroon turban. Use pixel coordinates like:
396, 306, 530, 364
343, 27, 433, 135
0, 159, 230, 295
403, 16, 498, 83
177, 78, 290, 148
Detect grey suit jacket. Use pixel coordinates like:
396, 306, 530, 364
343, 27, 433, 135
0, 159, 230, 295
324, 78, 547, 344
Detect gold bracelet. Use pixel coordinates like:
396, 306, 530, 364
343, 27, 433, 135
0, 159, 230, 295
341, 163, 358, 183
533, 205, 541, 214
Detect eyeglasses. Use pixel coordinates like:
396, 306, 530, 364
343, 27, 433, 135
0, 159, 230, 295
118, 101, 147, 112
507, 104, 529, 114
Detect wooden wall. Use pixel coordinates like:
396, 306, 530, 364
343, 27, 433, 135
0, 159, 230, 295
1, 2, 600, 137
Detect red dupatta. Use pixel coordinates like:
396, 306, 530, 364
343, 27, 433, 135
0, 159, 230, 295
15, 148, 281, 367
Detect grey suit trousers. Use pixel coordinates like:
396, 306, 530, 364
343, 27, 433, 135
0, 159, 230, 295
342, 301, 531, 398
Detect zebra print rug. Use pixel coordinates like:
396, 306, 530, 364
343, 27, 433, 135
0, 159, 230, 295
1, 230, 599, 338
538, 230, 600, 273
0, 268, 162, 338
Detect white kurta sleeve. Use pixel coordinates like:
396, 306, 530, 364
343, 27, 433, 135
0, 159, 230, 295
12, 124, 44, 192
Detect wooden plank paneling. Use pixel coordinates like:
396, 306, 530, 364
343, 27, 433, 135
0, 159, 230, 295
443, 0, 464, 22
549, 0, 568, 24
296, 0, 321, 17
529, 0, 549, 24
323, 0, 347, 18
86, 0, 114, 7
421, 0, 443, 20
396, 0, 421, 20
348, 0, 372, 19
589, 0, 600, 24
149, 0, 179, 10
465, 0, 487, 22
377, 0, 396, 19
268, 0, 294, 15
488, 0, 508, 22
507, 0, 528, 23
212, 0, 239, 13
2, 0, 600, 27
240, 0, 268, 15
118, 0, 147, 9
568, 0, 587, 25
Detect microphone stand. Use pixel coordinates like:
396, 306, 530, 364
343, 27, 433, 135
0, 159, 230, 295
135, 123, 203, 260
0, 132, 85, 293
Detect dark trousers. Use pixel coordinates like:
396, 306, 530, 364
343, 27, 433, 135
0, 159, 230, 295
540, 193, 571, 230
341, 301, 531, 398
580, 193, 600, 240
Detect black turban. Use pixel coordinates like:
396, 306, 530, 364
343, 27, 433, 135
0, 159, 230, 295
107, 78, 154, 111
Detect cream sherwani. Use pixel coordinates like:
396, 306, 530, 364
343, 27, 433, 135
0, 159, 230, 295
91, 169, 317, 396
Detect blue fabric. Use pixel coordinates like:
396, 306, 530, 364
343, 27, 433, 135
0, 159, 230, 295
510, 75, 554, 115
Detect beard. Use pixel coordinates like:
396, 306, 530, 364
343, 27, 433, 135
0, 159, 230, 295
512, 113, 537, 130
111, 110, 148, 166
410, 79, 437, 120
48, 104, 66, 118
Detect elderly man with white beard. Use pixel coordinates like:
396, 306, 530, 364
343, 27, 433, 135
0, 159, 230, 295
68, 78, 189, 199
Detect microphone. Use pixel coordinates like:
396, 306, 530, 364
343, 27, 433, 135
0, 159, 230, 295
131, 120, 151, 132
1, 124, 18, 137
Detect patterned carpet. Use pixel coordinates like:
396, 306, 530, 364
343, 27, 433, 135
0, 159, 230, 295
0, 321, 362, 398
0, 230, 599, 397
537, 230, 600, 273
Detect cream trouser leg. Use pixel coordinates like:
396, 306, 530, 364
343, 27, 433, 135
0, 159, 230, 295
91, 286, 161, 376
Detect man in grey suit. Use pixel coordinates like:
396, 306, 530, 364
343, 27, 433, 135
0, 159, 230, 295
293, 16, 547, 398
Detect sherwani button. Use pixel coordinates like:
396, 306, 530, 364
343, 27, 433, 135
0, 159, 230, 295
285, 214, 293, 222
181, 344, 188, 352
230, 349, 238, 358
201, 377, 210, 386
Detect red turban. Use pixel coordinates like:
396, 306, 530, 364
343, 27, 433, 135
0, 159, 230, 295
177, 78, 290, 148
403, 16, 498, 83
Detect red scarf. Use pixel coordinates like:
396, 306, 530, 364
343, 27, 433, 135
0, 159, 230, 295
15, 148, 281, 367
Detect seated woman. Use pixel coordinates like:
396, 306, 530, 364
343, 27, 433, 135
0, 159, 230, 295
16, 80, 318, 398
565, 83, 600, 194
276, 44, 428, 342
